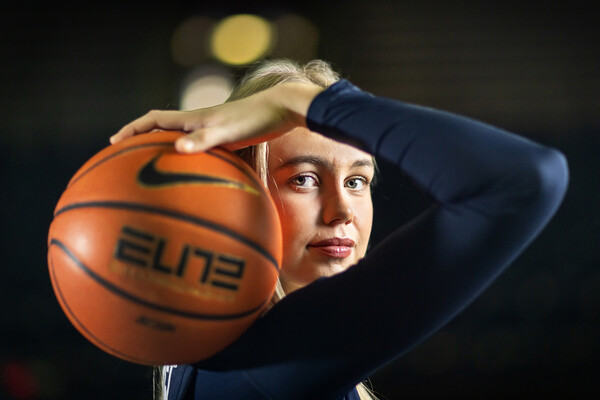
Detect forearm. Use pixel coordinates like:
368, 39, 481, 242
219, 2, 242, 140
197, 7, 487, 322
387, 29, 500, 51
267, 82, 325, 128
307, 79, 569, 215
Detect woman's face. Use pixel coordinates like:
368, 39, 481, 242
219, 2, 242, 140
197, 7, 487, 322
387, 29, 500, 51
267, 128, 374, 292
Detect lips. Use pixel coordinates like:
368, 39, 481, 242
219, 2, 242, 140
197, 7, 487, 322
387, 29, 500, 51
307, 238, 355, 258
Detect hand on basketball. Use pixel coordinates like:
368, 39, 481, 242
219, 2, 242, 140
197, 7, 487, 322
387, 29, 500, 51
110, 83, 324, 153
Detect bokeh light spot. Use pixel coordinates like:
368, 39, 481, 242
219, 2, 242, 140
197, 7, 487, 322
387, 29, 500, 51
179, 67, 233, 110
1, 361, 39, 399
210, 14, 274, 65
171, 16, 215, 67
272, 14, 319, 61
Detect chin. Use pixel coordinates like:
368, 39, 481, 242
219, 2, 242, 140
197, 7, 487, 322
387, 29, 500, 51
315, 261, 354, 279
281, 254, 361, 288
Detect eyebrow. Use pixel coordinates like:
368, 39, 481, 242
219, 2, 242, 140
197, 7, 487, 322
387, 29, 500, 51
274, 155, 374, 171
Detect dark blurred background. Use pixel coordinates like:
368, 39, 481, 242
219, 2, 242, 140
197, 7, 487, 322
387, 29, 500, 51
1, 1, 598, 399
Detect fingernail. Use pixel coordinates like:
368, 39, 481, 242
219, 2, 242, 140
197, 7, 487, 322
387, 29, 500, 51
178, 138, 195, 152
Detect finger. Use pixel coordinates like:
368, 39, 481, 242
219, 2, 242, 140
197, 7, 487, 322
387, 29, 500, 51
175, 136, 199, 153
174, 129, 218, 154
110, 110, 193, 144
174, 127, 280, 154
111, 110, 179, 143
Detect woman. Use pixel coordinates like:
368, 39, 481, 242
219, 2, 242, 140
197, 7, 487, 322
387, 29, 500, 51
112, 59, 569, 400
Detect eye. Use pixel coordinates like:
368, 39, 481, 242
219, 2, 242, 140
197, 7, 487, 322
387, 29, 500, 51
290, 174, 318, 189
345, 177, 369, 191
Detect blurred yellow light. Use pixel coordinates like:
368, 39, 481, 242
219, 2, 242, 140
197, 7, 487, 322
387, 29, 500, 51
210, 14, 274, 65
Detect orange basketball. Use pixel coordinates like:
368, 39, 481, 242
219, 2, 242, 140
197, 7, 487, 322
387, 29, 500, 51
47, 131, 281, 366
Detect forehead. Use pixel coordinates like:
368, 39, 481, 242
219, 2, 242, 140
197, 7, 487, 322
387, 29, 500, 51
267, 128, 372, 170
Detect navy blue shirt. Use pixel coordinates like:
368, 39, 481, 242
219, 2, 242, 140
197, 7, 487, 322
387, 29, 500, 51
165, 79, 569, 400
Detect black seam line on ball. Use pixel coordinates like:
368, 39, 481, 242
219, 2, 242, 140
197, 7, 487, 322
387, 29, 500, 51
68, 142, 175, 188
49, 238, 269, 320
48, 250, 151, 364
206, 149, 265, 195
53, 201, 280, 271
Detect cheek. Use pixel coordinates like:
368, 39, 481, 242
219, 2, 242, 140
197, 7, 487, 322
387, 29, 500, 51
269, 190, 316, 247
362, 202, 374, 233
279, 197, 313, 242
355, 198, 374, 250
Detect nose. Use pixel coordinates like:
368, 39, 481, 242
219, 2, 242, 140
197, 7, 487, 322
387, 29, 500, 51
321, 187, 354, 226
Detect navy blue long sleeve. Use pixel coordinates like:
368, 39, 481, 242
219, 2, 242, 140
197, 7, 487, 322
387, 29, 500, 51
165, 80, 568, 400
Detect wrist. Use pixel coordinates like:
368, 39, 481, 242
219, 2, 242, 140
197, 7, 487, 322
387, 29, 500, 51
269, 82, 324, 127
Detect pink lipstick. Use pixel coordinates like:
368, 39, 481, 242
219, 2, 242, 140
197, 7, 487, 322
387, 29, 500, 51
308, 238, 355, 259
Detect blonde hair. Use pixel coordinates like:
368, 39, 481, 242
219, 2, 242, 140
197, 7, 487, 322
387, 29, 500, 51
155, 59, 378, 400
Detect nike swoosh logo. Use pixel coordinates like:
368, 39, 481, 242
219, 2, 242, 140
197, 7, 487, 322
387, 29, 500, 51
137, 154, 259, 195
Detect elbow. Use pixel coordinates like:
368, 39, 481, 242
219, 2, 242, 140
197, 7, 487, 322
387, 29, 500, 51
533, 147, 569, 206
517, 146, 569, 218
